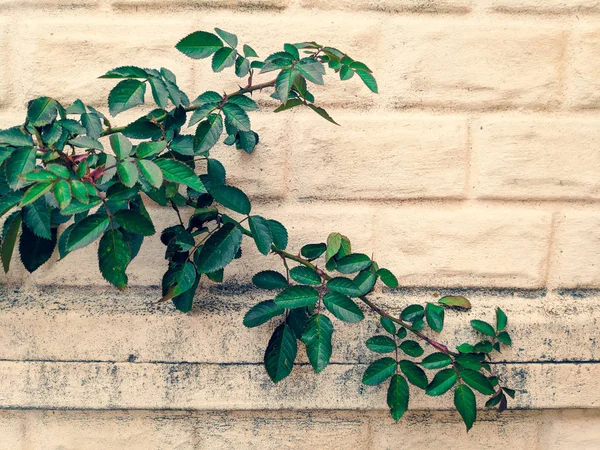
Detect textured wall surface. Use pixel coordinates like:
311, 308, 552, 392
0, 0, 600, 448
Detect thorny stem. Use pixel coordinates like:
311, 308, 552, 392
274, 249, 457, 357
99, 78, 278, 138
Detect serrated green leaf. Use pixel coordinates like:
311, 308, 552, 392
222, 103, 251, 131
335, 253, 371, 274
460, 369, 495, 395
267, 219, 287, 250
340, 65, 354, 80
0, 191, 23, 220
399, 340, 424, 357
252, 270, 288, 290
28, 97, 58, 127
98, 229, 131, 289
264, 323, 297, 383
275, 68, 299, 105
176, 31, 223, 59
307, 104, 339, 126
300, 243, 326, 259
194, 114, 223, 154
326, 277, 361, 297
70, 180, 89, 204
136, 141, 166, 158
155, 158, 206, 193
108, 79, 146, 116
137, 159, 163, 188
113, 209, 155, 236
243, 44, 258, 58
322, 291, 364, 323
248, 215, 272, 255
100, 66, 149, 79
210, 185, 250, 215
354, 269, 376, 296
301, 313, 333, 373
6, 147, 36, 189
274, 285, 319, 309
425, 368, 458, 396
1, 213, 21, 273
46, 164, 70, 179
20, 182, 53, 207
387, 374, 409, 421
455, 354, 483, 371
0, 127, 33, 146
68, 136, 104, 151
296, 58, 325, 85
110, 133, 133, 160
195, 222, 242, 274
421, 352, 452, 370
356, 69, 378, 93
148, 76, 170, 109
66, 213, 110, 252
243, 300, 285, 328
454, 385, 476, 432
19, 224, 56, 272
235, 55, 250, 78
211, 47, 236, 72
289, 266, 321, 285
365, 335, 396, 353
425, 302, 445, 333
362, 357, 396, 386
54, 179, 72, 209
214, 28, 237, 48
400, 359, 428, 389
188, 103, 218, 128
227, 95, 258, 112
117, 159, 139, 187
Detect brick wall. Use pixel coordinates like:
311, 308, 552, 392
0, 0, 599, 448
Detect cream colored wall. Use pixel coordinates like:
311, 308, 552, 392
0, 0, 599, 448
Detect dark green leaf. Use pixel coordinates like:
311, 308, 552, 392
21, 200, 51, 242
108, 79, 146, 116
1, 213, 21, 273
353, 269, 376, 295
0, 126, 33, 146
301, 314, 333, 373
67, 213, 110, 252
252, 270, 287, 290
376, 268, 398, 288
380, 317, 396, 335
365, 335, 396, 353
296, 58, 325, 85
322, 291, 364, 323
113, 209, 155, 236
300, 243, 326, 259
336, 253, 371, 274
471, 320, 495, 337
160, 261, 197, 302
356, 69, 378, 93
6, 147, 36, 189
27, 97, 58, 127
207, 158, 226, 186
194, 114, 223, 154
148, 76, 170, 108
195, 222, 242, 273
212, 47, 236, 72
387, 374, 409, 421
399, 359, 428, 389
98, 229, 131, 289
455, 354, 483, 371
289, 266, 321, 285
326, 277, 361, 297
426, 368, 458, 396
425, 303, 445, 333
307, 104, 339, 126
460, 369, 495, 395
155, 159, 206, 193
362, 357, 396, 386
274, 285, 319, 309
243, 300, 284, 328
401, 304, 424, 322
496, 307, 507, 331
227, 95, 258, 112
275, 68, 299, 105
19, 224, 56, 272
267, 219, 288, 250
399, 340, 424, 357
176, 31, 223, 59
454, 385, 476, 431
100, 66, 148, 79
421, 352, 452, 370
249, 215, 272, 255
222, 103, 251, 131
0, 191, 23, 220
210, 185, 250, 215
497, 331, 512, 345
264, 323, 297, 383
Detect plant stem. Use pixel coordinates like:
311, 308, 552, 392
100, 78, 277, 138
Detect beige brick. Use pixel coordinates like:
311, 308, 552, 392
566, 28, 600, 109
372, 410, 539, 449
473, 116, 600, 200
486, 0, 600, 13
289, 112, 467, 200
0, 411, 25, 450
0, 360, 596, 410
539, 410, 600, 450
373, 206, 551, 288
300, 0, 471, 13
550, 211, 600, 288
381, 21, 564, 110
111, 0, 290, 10
0, 23, 9, 108
9, 17, 198, 110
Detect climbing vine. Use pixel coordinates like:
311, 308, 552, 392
0, 28, 514, 430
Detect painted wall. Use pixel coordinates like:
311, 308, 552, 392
0, 0, 599, 448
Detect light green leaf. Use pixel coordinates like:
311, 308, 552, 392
98, 229, 131, 289
301, 314, 333, 373
264, 323, 297, 383
0, 126, 33, 146
137, 159, 163, 188
275, 68, 299, 105
20, 182, 53, 207
188, 103, 218, 128
210, 185, 250, 215
117, 159, 139, 187
110, 133, 133, 159
6, 147, 36, 189
68, 136, 104, 151
438, 295, 471, 310
326, 232, 342, 262
322, 291, 364, 323
243, 44, 258, 58
214, 28, 237, 48
362, 357, 396, 386
155, 158, 206, 193
46, 164, 70, 179
243, 300, 285, 328
70, 180, 89, 204
248, 215, 273, 255
136, 141, 166, 158
296, 58, 325, 85
53, 179, 72, 209
274, 285, 319, 309
108, 79, 146, 116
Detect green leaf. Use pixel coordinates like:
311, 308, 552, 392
46, 164, 70, 179
457, 343, 475, 354
399, 340, 424, 357
171, 271, 200, 313
243, 300, 284, 328
401, 304, 424, 322
497, 331, 512, 345
67, 213, 110, 252
460, 369, 495, 395
68, 136, 103, 151
471, 320, 495, 337
426, 368, 458, 396
362, 357, 396, 386
227, 95, 258, 112
335, 253, 371, 274
27, 97, 58, 127
98, 229, 131, 289
194, 114, 223, 154
195, 222, 242, 274
0, 191, 23, 220
455, 354, 483, 371
365, 335, 396, 353
264, 323, 297, 383
353, 270, 376, 296
322, 291, 364, 323
425, 303, 445, 333
274, 285, 319, 309
276, 68, 299, 105
214, 28, 237, 48
222, 103, 251, 131
6, 147, 36, 189
117, 159, 139, 188
20, 182, 53, 207
235, 56, 251, 78
496, 307, 507, 331
70, 180, 89, 204
136, 141, 165, 159
176, 31, 223, 59
248, 215, 272, 255
289, 266, 320, 285
300, 243, 326, 259
267, 219, 288, 250
60, 199, 101, 216
326, 277, 361, 297
161, 261, 197, 303
301, 314, 333, 373
19, 224, 56, 272
399, 360, 428, 389
454, 385, 476, 432
356, 69, 378, 93
207, 158, 226, 186
211, 47, 236, 72
53, 179, 71, 210
109, 133, 133, 160
155, 159, 206, 193
81, 112, 103, 140
21, 170, 57, 183
387, 374, 409, 421
108, 79, 146, 116
307, 104, 339, 126
1, 213, 21, 273
438, 295, 471, 310
113, 209, 155, 236
0, 126, 33, 146
188, 103, 217, 128
243, 44, 258, 58
210, 185, 250, 215
421, 352, 452, 369
148, 76, 170, 108
296, 58, 325, 85
376, 268, 398, 288
193, 91, 223, 105
380, 317, 396, 335
396, 327, 407, 339
340, 65, 354, 80
252, 270, 288, 290
137, 159, 163, 188
100, 66, 148, 79
325, 232, 342, 262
